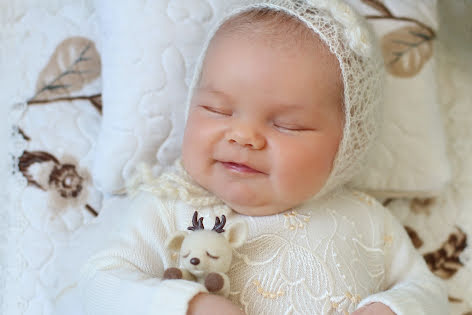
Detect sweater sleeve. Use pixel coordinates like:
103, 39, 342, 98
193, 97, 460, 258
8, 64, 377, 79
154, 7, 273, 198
78, 192, 207, 315
356, 204, 449, 315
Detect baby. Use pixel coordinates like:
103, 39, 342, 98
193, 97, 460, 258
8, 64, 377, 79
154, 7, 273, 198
80, 1, 448, 314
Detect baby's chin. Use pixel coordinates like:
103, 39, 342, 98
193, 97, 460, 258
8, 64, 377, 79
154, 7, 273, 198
214, 183, 322, 216
222, 198, 293, 217
209, 181, 312, 216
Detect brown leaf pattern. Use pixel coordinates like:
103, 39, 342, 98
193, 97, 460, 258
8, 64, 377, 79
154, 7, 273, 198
19, 151, 60, 190
404, 226, 424, 249
32, 37, 101, 101
410, 197, 436, 215
448, 296, 462, 303
423, 228, 467, 279
27, 93, 103, 115
90, 94, 103, 114
381, 26, 434, 77
18, 128, 31, 141
383, 195, 469, 308
362, 0, 436, 78
361, 0, 392, 17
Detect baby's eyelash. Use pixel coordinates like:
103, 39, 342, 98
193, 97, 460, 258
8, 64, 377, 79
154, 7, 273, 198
182, 252, 190, 258
274, 124, 305, 132
201, 105, 231, 116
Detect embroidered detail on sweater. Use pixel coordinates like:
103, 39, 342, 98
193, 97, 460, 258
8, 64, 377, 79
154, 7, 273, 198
384, 235, 393, 247
252, 280, 285, 299
353, 191, 375, 206
126, 160, 232, 216
345, 292, 362, 304
283, 210, 311, 230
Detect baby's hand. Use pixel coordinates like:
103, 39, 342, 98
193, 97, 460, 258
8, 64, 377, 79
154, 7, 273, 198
187, 293, 245, 315
351, 302, 395, 315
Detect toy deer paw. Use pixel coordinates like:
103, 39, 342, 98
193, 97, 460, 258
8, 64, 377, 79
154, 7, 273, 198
205, 272, 225, 292
163, 267, 183, 280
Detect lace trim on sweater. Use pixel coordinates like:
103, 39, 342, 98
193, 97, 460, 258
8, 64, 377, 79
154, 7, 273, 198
126, 160, 232, 214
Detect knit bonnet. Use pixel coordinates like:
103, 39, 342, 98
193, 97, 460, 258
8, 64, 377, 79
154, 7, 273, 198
184, 0, 384, 200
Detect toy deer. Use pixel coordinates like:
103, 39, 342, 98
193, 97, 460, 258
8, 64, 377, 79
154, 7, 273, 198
163, 211, 248, 297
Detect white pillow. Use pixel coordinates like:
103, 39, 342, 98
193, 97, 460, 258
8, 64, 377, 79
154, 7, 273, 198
345, 0, 451, 197
93, 0, 451, 197
93, 0, 242, 193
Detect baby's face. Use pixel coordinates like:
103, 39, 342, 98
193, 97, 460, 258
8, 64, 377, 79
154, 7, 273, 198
182, 32, 344, 216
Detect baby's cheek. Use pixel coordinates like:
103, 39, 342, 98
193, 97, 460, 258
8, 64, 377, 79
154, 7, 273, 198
272, 147, 312, 192
274, 140, 333, 199
183, 116, 215, 160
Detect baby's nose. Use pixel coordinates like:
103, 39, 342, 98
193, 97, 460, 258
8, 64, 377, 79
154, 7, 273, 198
226, 122, 265, 150
190, 257, 200, 265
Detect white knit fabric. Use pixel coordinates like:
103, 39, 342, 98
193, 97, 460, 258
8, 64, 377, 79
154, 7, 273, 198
184, 0, 384, 200
80, 164, 448, 315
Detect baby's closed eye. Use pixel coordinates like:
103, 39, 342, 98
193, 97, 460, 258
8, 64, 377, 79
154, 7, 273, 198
273, 121, 316, 132
200, 105, 232, 116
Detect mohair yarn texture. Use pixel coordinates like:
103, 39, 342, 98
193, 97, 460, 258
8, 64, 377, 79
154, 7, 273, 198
184, 0, 384, 200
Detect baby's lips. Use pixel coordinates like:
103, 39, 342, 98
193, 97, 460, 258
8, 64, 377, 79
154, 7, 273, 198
221, 161, 263, 174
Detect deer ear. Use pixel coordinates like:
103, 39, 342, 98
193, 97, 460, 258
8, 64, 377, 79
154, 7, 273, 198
226, 221, 248, 249
165, 231, 187, 253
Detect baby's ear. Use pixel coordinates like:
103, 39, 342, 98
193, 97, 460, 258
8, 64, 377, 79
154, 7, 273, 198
225, 221, 248, 249
165, 231, 188, 253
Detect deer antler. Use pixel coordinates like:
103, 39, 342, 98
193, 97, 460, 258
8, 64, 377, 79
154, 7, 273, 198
212, 215, 226, 233
188, 211, 205, 231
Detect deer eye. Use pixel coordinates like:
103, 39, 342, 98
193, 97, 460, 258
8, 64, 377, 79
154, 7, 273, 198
206, 251, 219, 259
182, 252, 190, 258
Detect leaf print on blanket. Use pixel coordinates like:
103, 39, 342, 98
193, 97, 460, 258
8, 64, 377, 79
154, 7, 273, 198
32, 37, 100, 100
410, 197, 436, 215
423, 227, 467, 279
381, 26, 434, 77
361, 0, 392, 17
28, 37, 102, 114
362, 0, 436, 77
404, 226, 424, 249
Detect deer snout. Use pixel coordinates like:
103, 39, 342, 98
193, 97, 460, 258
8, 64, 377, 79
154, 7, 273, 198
190, 257, 200, 265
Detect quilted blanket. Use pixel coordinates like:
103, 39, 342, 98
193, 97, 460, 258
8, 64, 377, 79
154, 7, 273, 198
2, 1, 471, 314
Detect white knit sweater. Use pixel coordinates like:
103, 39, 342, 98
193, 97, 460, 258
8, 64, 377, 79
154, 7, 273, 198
79, 166, 448, 315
